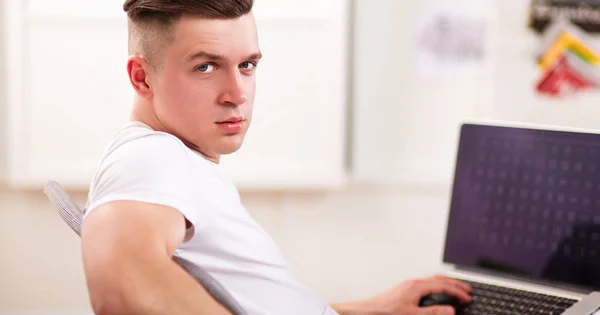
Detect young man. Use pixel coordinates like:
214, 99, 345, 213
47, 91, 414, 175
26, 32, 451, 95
80, 1, 473, 314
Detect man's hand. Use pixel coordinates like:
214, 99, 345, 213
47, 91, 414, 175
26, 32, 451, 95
332, 275, 472, 315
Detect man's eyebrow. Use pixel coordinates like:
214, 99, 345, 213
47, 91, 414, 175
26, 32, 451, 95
187, 51, 227, 62
246, 52, 263, 61
187, 51, 263, 62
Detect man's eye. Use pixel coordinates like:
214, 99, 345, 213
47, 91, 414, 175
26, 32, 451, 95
240, 62, 256, 70
196, 64, 215, 73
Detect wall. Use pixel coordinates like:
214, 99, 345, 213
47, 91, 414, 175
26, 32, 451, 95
352, 0, 495, 188
0, 0, 6, 183
4, 0, 348, 190
352, 0, 600, 189
492, 2, 600, 129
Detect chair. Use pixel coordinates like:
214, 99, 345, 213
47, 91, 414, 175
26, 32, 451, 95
44, 180, 247, 315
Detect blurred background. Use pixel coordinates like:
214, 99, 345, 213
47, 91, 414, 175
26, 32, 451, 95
4, 0, 600, 313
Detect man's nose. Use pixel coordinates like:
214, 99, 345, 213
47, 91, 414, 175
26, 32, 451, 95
218, 72, 247, 106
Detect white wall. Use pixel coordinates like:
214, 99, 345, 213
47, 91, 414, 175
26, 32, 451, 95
352, 0, 495, 188
352, 0, 600, 189
0, 0, 6, 183
492, 2, 600, 129
4, 0, 348, 190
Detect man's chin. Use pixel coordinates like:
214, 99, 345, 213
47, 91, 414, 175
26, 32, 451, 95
217, 135, 246, 155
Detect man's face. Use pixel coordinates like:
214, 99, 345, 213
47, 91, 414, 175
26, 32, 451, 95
148, 14, 261, 161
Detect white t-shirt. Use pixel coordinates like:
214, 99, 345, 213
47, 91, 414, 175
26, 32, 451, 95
83, 121, 338, 315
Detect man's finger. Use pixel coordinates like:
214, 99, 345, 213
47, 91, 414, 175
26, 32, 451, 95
429, 275, 471, 292
416, 305, 455, 315
441, 285, 472, 303
437, 276, 473, 301
441, 276, 472, 293
414, 278, 473, 303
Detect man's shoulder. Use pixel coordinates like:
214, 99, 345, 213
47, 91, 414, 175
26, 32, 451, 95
84, 122, 204, 227
102, 121, 189, 160
89, 121, 197, 187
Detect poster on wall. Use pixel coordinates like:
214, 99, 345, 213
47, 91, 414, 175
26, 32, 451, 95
529, 0, 600, 34
534, 19, 600, 98
414, 0, 495, 81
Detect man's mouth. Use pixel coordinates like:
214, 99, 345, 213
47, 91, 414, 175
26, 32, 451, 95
216, 117, 244, 124
215, 117, 245, 133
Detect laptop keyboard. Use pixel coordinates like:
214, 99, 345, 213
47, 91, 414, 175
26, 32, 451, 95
456, 279, 578, 315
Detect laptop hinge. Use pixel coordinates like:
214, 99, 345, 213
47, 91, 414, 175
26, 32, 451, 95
452, 264, 593, 295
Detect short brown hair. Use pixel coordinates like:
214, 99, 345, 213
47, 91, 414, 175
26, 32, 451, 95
123, 0, 254, 67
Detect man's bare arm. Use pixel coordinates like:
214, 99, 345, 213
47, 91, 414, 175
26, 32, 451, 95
81, 200, 231, 315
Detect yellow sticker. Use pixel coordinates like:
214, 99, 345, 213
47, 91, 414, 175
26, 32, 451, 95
539, 31, 600, 71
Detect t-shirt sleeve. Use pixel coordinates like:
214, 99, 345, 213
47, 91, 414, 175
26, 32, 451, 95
83, 133, 202, 241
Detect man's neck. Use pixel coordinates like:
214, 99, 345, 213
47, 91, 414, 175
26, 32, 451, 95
130, 97, 168, 133
129, 97, 221, 165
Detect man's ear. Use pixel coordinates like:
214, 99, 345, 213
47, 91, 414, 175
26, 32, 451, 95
127, 55, 153, 99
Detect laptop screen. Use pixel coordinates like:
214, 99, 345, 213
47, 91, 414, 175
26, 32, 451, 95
444, 123, 600, 290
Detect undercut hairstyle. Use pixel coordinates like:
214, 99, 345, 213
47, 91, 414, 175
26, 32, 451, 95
123, 0, 254, 68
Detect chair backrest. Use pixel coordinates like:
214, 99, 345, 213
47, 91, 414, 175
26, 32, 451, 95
44, 180, 247, 315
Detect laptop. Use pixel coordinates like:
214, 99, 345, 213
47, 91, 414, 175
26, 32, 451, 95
435, 120, 600, 315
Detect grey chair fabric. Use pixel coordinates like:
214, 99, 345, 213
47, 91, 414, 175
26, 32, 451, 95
44, 180, 247, 315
